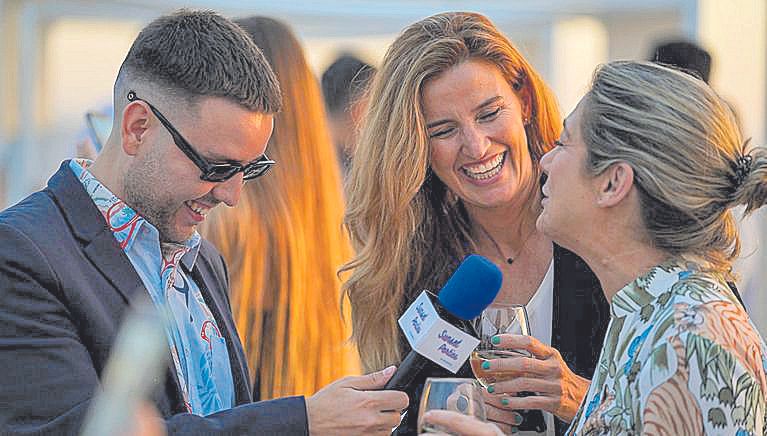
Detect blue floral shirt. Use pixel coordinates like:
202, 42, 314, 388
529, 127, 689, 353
568, 261, 767, 435
70, 159, 234, 416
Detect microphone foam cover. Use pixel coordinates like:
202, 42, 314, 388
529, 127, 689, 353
437, 254, 502, 320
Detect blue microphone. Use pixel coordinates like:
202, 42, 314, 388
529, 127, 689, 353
437, 254, 502, 320
384, 254, 502, 391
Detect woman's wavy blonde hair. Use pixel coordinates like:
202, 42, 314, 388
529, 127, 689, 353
341, 12, 562, 372
582, 61, 767, 276
201, 16, 359, 399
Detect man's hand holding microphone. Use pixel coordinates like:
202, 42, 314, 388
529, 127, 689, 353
306, 365, 408, 435
305, 254, 502, 435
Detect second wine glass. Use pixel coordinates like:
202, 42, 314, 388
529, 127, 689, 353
417, 377, 487, 433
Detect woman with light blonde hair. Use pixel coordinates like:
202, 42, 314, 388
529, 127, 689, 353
202, 16, 360, 400
538, 60, 767, 434
342, 11, 609, 435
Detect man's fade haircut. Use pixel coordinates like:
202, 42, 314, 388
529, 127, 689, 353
117, 9, 282, 113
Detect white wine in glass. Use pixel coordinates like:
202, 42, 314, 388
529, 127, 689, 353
470, 304, 531, 387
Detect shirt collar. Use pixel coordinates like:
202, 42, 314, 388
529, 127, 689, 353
69, 158, 201, 265
610, 259, 690, 318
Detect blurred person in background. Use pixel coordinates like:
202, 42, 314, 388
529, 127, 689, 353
650, 39, 712, 83
0, 10, 407, 435
201, 15, 361, 401
321, 53, 375, 174
69, 105, 113, 160
342, 12, 610, 435
76, 105, 115, 159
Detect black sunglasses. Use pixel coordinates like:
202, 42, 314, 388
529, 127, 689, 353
127, 90, 275, 182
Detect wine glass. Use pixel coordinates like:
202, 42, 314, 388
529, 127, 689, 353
470, 304, 547, 432
417, 378, 487, 433
470, 304, 531, 387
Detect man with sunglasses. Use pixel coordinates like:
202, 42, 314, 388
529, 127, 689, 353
0, 10, 407, 435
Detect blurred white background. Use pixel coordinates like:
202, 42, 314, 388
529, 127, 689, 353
0, 0, 765, 332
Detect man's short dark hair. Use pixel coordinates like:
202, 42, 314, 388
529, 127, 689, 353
321, 54, 375, 115
118, 9, 281, 113
650, 40, 712, 84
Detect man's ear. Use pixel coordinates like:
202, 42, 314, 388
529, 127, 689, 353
596, 162, 635, 207
120, 101, 151, 156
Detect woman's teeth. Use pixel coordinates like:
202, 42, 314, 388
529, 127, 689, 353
185, 200, 208, 216
462, 152, 506, 180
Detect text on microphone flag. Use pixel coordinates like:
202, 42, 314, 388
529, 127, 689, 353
397, 290, 480, 373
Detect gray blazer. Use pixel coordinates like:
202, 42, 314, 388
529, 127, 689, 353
0, 161, 308, 435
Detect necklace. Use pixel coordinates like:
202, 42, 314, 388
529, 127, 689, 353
476, 222, 537, 265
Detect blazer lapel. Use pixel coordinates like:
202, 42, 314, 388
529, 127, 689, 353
47, 161, 146, 304
47, 161, 193, 411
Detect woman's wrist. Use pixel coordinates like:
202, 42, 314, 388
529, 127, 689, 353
557, 373, 590, 422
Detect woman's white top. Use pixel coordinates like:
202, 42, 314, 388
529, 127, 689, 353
518, 259, 555, 435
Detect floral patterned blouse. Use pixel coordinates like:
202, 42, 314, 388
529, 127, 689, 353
567, 261, 767, 435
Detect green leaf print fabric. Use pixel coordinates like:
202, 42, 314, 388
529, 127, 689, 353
568, 261, 767, 435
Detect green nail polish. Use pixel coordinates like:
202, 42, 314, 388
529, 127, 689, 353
512, 412, 523, 425
487, 385, 494, 393
481, 361, 491, 370
501, 398, 510, 406
511, 427, 519, 434
491, 336, 501, 345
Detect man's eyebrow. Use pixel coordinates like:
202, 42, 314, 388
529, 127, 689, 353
202, 150, 257, 165
202, 151, 236, 162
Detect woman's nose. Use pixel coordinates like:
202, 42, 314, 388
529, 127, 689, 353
460, 126, 491, 160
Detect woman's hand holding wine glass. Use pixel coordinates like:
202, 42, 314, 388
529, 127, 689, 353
470, 304, 532, 388
470, 304, 545, 433
479, 334, 590, 423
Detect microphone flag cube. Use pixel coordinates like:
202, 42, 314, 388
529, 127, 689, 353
397, 290, 480, 373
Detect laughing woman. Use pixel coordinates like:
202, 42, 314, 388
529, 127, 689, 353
342, 12, 610, 435
535, 61, 767, 435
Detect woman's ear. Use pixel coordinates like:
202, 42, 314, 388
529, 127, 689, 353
518, 86, 533, 125
120, 101, 151, 156
596, 162, 635, 208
